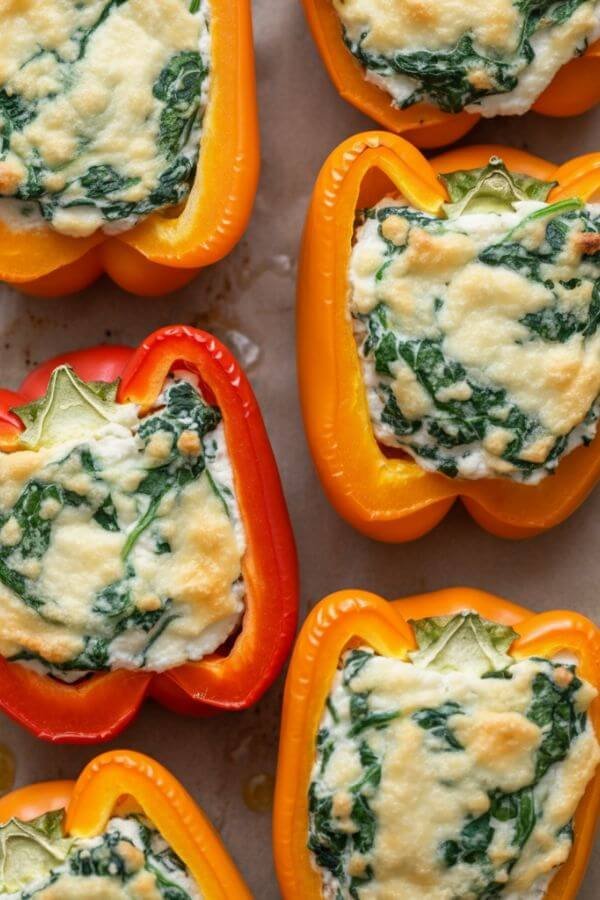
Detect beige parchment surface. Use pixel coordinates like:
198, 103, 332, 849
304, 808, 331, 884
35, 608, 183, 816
0, 1, 599, 896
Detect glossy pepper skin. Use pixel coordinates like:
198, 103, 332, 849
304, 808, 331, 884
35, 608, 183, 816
273, 587, 600, 900
300, 0, 600, 148
298, 132, 600, 542
0, 1, 259, 298
0, 325, 298, 742
0, 749, 252, 899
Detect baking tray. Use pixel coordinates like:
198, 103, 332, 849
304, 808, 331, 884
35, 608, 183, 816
0, 1, 598, 896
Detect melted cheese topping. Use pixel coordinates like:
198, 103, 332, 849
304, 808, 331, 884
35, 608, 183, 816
311, 652, 600, 899
0, 382, 245, 678
0, 0, 210, 236
333, 0, 600, 115
336, 0, 522, 54
349, 199, 600, 481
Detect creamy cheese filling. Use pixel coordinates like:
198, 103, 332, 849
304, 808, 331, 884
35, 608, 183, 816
0, 813, 202, 899
333, 0, 600, 116
0, 0, 211, 237
0, 376, 246, 680
349, 198, 600, 482
310, 648, 600, 899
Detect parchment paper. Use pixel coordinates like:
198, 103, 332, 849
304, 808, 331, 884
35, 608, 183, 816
0, 1, 598, 896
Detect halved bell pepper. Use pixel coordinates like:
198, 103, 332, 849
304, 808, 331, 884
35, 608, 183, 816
0, 325, 298, 742
298, 132, 600, 541
0, 749, 251, 899
273, 587, 600, 899
0, 1, 259, 298
300, 0, 600, 148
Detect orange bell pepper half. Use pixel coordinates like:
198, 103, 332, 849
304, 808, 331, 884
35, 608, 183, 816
0, 1, 259, 298
273, 587, 600, 900
0, 749, 251, 899
0, 325, 298, 742
298, 132, 600, 541
300, 0, 600, 148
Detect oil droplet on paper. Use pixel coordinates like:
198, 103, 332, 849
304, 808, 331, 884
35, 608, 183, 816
0, 744, 16, 795
243, 773, 274, 813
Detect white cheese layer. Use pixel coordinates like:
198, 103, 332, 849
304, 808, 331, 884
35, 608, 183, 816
349, 199, 600, 482
0, 0, 211, 236
310, 651, 600, 899
333, 0, 600, 116
0, 815, 202, 900
0, 382, 246, 679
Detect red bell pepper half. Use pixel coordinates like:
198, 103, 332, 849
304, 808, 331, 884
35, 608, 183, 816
0, 326, 298, 743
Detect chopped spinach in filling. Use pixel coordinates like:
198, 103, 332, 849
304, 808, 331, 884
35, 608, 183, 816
0, 0, 210, 236
309, 614, 600, 899
349, 178, 600, 482
334, 0, 600, 114
0, 810, 201, 899
0, 369, 245, 680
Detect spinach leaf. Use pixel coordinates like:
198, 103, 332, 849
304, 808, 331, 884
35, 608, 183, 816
412, 701, 464, 750
342, 648, 374, 684
0, 560, 40, 612
349, 692, 399, 737
349, 32, 519, 113
351, 742, 382, 794
66, 636, 111, 671
380, 386, 422, 439
527, 669, 585, 779
93, 494, 119, 532
122, 381, 220, 558
512, 787, 536, 849
521, 280, 600, 342
0, 89, 36, 153
308, 788, 346, 880
308, 650, 398, 896
478, 240, 546, 281
0, 480, 87, 613
93, 573, 133, 618
343, 1, 591, 112
351, 794, 376, 853
72, 0, 129, 60
154, 51, 206, 159
316, 728, 335, 774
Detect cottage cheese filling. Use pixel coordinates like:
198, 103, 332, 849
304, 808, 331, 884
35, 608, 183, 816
310, 646, 600, 898
333, 0, 600, 116
0, 0, 211, 236
0, 374, 246, 680
349, 198, 600, 481
0, 813, 202, 899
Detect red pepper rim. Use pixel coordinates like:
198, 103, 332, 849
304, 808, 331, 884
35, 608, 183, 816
0, 326, 298, 743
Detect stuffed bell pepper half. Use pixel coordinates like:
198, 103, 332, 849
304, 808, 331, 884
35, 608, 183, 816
298, 133, 600, 540
301, 0, 600, 147
0, 749, 251, 899
0, 325, 298, 742
0, 0, 259, 296
274, 588, 600, 899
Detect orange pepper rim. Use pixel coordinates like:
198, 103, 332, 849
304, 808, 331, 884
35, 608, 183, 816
0, 0, 259, 290
273, 587, 600, 900
0, 750, 251, 900
300, 0, 600, 145
297, 132, 600, 541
